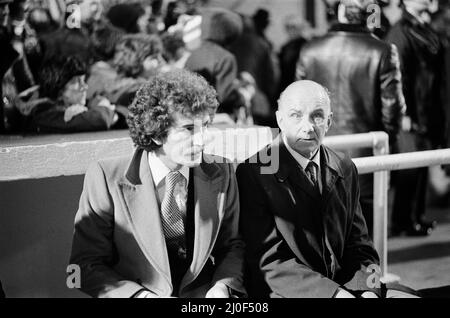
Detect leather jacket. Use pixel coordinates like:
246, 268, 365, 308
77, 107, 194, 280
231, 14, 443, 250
297, 24, 405, 156
386, 11, 446, 148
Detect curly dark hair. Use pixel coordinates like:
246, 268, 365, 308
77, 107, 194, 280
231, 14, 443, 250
113, 33, 163, 77
127, 69, 219, 151
39, 56, 87, 100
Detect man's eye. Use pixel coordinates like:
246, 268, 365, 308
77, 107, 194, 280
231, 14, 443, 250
313, 115, 325, 125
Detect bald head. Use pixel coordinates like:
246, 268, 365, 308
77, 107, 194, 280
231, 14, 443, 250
276, 80, 332, 159
278, 80, 331, 114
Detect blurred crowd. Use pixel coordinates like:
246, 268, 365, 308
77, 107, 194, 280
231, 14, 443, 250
0, 0, 287, 134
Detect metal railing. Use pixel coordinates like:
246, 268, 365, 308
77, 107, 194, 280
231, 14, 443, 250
354, 148, 450, 283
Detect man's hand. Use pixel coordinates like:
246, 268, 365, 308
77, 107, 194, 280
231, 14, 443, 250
334, 288, 356, 298
361, 291, 379, 298
205, 282, 230, 298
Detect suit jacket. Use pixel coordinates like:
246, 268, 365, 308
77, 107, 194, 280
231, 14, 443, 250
70, 149, 245, 298
236, 137, 380, 298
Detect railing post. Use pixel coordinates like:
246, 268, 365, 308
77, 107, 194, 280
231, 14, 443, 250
371, 132, 389, 280
373, 170, 388, 278
370, 132, 399, 283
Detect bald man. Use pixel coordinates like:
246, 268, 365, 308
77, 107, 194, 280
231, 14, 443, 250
236, 80, 382, 298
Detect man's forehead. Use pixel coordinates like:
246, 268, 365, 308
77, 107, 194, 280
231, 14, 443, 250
280, 92, 329, 112
172, 111, 210, 124
279, 81, 330, 112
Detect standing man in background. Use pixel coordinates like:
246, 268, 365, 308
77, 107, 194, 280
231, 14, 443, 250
297, 0, 405, 235
386, 0, 446, 236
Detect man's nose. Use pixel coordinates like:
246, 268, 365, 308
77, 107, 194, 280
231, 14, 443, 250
299, 116, 314, 133
193, 126, 207, 146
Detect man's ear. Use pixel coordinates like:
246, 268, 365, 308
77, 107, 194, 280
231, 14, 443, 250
326, 112, 333, 132
275, 111, 283, 130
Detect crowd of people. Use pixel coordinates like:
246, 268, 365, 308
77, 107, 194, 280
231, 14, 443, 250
0, 0, 286, 134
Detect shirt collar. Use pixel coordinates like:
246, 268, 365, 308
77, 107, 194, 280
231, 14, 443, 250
148, 151, 190, 187
282, 134, 321, 170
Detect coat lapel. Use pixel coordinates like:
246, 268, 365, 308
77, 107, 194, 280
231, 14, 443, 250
320, 146, 343, 204
118, 149, 171, 288
180, 159, 224, 291
272, 137, 324, 264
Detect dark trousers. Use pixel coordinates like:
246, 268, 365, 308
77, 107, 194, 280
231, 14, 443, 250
392, 167, 429, 229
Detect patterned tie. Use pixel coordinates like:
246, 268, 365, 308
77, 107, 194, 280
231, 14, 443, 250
305, 161, 318, 190
161, 171, 187, 253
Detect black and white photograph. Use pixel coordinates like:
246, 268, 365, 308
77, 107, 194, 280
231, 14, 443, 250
1, 0, 450, 305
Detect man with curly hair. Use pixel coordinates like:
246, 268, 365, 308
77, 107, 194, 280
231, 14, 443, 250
70, 69, 246, 298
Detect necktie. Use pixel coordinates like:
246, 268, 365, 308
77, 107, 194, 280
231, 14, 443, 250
161, 171, 187, 253
305, 161, 318, 190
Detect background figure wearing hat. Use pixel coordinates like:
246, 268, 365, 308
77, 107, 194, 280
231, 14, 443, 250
296, 0, 406, 236
386, 0, 445, 236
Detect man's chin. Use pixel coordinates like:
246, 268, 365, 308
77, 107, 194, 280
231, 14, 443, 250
293, 142, 320, 158
182, 152, 204, 167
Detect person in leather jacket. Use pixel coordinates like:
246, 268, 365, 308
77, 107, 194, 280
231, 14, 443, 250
386, 0, 446, 236
296, 0, 406, 235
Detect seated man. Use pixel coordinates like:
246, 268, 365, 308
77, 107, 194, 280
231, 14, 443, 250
69, 70, 245, 298
237, 80, 385, 298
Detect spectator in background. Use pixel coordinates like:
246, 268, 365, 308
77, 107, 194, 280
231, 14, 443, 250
164, 1, 182, 31
26, 56, 118, 133
161, 31, 191, 70
90, 19, 124, 63
252, 8, 273, 51
185, 8, 242, 111
229, 14, 276, 127
39, 0, 99, 67
297, 0, 405, 235
106, 2, 150, 34
87, 33, 164, 107
250, 8, 280, 106
278, 15, 311, 94
27, 6, 57, 35
0, 0, 18, 133
8, 0, 42, 82
386, 0, 446, 236
372, 0, 392, 39
431, 1, 450, 171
